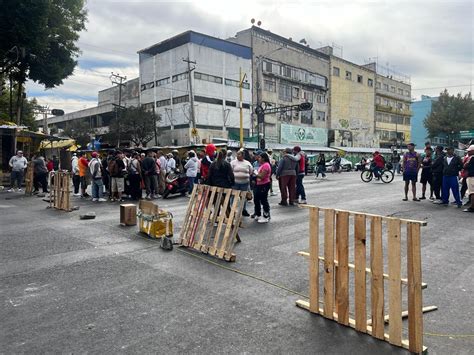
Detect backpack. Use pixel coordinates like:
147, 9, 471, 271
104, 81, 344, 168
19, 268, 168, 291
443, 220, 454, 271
108, 159, 120, 176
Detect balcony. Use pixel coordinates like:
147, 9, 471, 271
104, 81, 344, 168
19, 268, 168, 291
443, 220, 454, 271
375, 104, 393, 113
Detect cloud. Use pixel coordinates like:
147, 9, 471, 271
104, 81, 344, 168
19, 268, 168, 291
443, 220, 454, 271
27, 0, 473, 113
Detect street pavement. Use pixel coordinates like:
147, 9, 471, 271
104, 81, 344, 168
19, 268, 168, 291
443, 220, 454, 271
0, 172, 473, 354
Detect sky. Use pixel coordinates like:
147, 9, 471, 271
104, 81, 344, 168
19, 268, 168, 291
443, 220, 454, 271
27, 0, 473, 114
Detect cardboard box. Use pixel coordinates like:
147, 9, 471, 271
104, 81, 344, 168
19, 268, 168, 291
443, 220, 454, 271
120, 204, 137, 226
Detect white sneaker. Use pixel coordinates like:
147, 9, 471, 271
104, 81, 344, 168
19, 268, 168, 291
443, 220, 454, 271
7, 188, 14, 192
257, 216, 269, 224
270, 192, 277, 196
73, 193, 81, 197
92, 198, 98, 202
98, 198, 107, 202
17, 188, 22, 192
299, 199, 307, 204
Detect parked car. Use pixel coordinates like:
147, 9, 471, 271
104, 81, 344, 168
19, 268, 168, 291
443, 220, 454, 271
326, 157, 353, 172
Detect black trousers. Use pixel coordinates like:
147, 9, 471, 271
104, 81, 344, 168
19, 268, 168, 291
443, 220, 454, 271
72, 174, 80, 194
432, 173, 443, 199
254, 183, 271, 217
34, 172, 48, 192
129, 174, 142, 200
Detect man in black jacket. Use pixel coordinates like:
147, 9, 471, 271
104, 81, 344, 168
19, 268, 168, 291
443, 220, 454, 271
463, 145, 474, 212
431, 146, 445, 201
437, 147, 463, 207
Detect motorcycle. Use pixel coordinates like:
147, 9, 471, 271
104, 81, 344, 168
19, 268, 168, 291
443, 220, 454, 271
163, 170, 188, 199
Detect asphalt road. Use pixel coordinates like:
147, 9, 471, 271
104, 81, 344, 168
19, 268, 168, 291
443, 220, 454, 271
0, 172, 473, 354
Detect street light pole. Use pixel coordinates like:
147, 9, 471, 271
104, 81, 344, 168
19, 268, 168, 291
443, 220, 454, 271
239, 67, 247, 148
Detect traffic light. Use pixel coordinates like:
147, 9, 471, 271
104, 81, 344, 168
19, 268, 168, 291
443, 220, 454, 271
51, 109, 64, 116
255, 105, 265, 123
260, 138, 266, 150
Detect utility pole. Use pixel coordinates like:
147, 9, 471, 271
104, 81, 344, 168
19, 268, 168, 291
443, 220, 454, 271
183, 57, 196, 144
110, 72, 126, 147
239, 67, 248, 148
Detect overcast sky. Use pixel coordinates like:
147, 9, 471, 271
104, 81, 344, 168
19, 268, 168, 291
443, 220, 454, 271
27, 0, 473, 114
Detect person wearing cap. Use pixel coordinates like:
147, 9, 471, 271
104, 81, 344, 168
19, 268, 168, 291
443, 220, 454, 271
431, 146, 445, 201
88, 152, 106, 202
292, 146, 307, 204
171, 149, 181, 171
71, 153, 81, 196
438, 146, 463, 207
462, 145, 474, 212
157, 150, 167, 194
401, 143, 421, 201
276, 148, 298, 206
166, 152, 177, 174
8, 150, 28, 192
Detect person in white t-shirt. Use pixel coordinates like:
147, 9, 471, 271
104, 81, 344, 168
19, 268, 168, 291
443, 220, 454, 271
231, 149, 253, 216
8, 151, 28, 192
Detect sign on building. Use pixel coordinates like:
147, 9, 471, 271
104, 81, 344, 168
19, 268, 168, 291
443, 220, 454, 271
459, 130, 474, 139
280, 124, 328, 146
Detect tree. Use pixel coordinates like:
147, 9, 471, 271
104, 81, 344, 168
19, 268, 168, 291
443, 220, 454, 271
62, 119, 92, 147
109, 106, 161, 147
0, 0, 87, 122
424, 90, 474, 138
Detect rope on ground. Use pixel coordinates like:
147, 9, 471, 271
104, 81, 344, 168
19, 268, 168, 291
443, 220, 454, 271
175, 247, 474, 340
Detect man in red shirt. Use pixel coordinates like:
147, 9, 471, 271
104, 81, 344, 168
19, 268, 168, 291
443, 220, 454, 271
372, 151, 385, 179
78, 152, 90, 198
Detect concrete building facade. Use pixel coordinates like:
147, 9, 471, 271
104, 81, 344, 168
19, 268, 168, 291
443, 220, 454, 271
138, 31, 252, 146
229, 26, 330, 144
411, 95, 448, 147
318, 47, 377, 147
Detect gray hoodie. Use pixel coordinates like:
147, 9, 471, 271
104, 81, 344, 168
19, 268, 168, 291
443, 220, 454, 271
276, 154, 297, 177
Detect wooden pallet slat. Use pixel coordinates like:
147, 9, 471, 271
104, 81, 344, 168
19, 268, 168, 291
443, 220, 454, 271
370, 216, 384, 340
194, 186, 217, 250
387, 219, 402, 346
225, 191, 246, 260
218, 190, 240, 259
309, 207, 319, 313
323, 209, 335, 319
354, 213, 367, 332
335, 211, 349, 325
201, 188, 223, 253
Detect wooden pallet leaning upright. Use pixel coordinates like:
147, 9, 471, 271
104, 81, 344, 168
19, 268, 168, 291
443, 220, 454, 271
179, 184, 246, 262
24, 162, 34, 195
49, 171, 72, 212
296, 205, 434, 354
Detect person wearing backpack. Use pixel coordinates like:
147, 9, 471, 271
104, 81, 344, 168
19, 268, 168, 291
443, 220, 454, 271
88, 152, 106, 202
108, 151, 126, 202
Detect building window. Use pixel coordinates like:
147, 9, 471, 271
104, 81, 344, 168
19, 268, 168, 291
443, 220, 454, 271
383, 98, 389, 106
376, 81, 381, 89
284, 66, 292, 78
404, 117, 411, 125
194, 95, 223, 105
172, 72, 188, 82
301, 110, 313, 125
303, 90, 313, 102
172, 95, 189, 104
398, 88, 404, 95
146, 82, 154, 89
405, 90, 410, 97
264, 79, 275, 92
333, 67, 340, 76
397, 102, 403, 109
264, 61, 272, 72
195, 72, 223, 84
142, 102, 154, 111
225, 100, 237, 107
390, 86, 396, 93
278, 81, 292, 102
368, 78, 374, 87
357, 75, 363, 84
156, 77, 170, 86
225, 78, 249, 89
140, 84, 146, 91
316, 111, 326, 121
383, 83, 389, 91
156, 99, 171, 107
316, 94, 326, 103
345, 71, 352, 80
293, 87, 300, 99
242, 103, 250, 109
404, 103, 410, 110
375, 96, 381, 104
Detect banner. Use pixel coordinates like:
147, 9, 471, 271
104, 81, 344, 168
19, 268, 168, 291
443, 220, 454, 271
280, 124, 328, 146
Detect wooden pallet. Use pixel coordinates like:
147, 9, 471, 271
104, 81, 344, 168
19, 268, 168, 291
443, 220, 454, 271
24, 162, 34, 195
296, 205, 431, 354
179, 184, 246, 262
49, 171, 72, 211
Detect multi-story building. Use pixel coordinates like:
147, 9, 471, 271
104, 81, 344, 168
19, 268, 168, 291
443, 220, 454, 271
229, 26, 330, 146
318, 46, 377, 147
411, 95, 448, 147
138, 31, 252, 146
363, 63, 412, 148
47, 77, 139, 138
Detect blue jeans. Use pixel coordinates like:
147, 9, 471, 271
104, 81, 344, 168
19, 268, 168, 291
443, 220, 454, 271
296, 174, 306, 200
188, 176, 196, 194
442, 176, 461, 205
11, 170, 23, 188
92, 178, 104, 199
233, 182, 249, 211
316, 165, 326, 177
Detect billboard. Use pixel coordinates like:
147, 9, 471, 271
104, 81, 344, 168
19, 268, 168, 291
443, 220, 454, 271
280, 124, 328, 146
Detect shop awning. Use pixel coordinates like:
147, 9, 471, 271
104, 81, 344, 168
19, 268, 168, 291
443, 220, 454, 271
40, 138, 76, 149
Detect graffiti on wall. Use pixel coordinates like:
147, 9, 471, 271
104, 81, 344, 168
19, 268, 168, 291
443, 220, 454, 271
334, 118, 379, 148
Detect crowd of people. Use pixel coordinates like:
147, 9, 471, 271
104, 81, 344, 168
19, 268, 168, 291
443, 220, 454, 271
6, 141, 473, 215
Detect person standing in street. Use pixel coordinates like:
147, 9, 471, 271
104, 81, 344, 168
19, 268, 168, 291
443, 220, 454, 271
78, 152, 90, 198
402, 143, 421, 201
88, 152, 106, 202
462, 145, 474, 212
390, 150, 401, 174
437, 146, 463, 207
253, 152, 272, 223
142, 150, 159, 200
200, 144, 216, 184
71, 153, 81, 196
431, 146, 445, 202
108, 151, 126, 202
276, 148, 297, 206
184, 150, 198, 195
8, 150, 28, 192
207, 149, 234, 189
33, 156, 48, 194
420, 147, 434, 200
315, 153, 326, 178
128, 152, 143, 201
231, 149, 253, 217
267, 149, 277, 197
157, 151, 167, 195
292, 146, 307, 204
166, 153, 176, 174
